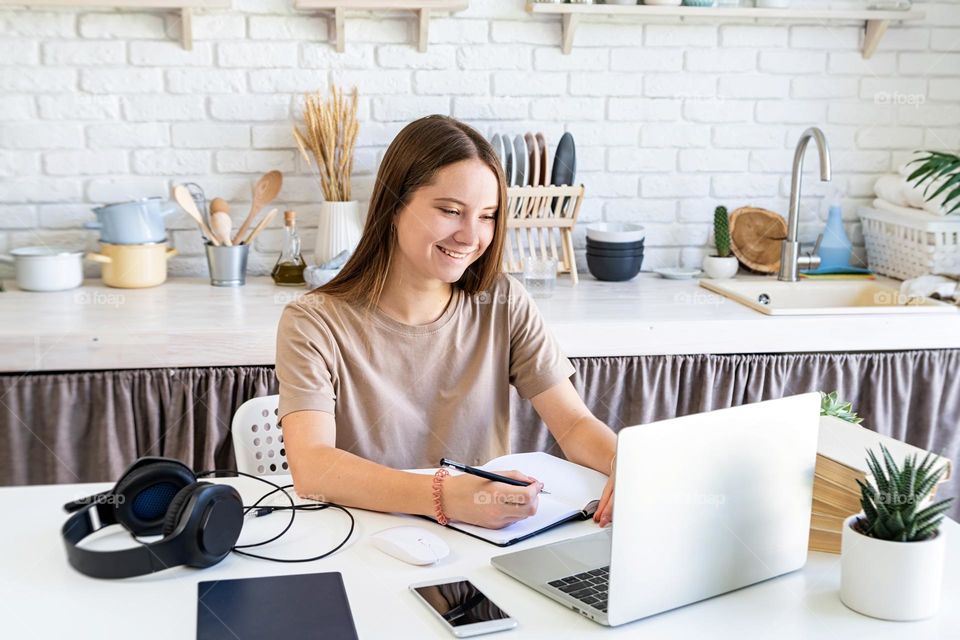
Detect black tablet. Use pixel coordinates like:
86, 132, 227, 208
197, 572, 359, 640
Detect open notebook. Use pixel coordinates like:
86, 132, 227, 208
422, 452, 608, 547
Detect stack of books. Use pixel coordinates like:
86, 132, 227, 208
809, 416, 953, 553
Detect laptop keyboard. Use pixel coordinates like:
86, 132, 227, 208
547, 566, 609, 613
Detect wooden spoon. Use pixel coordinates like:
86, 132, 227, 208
210, 198, 232, 246
173, 184, 219, 246
210, 197, 230, 217
211, 212, 233, 246
241, 208, 278, 246
233, 171, 282, 244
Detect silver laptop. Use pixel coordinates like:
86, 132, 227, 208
491, 392, 820, 627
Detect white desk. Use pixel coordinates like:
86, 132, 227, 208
3, 477, 958, 639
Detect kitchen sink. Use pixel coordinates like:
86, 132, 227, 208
699, 277, 958, 316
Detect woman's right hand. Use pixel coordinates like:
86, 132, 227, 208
442, 470, 543, 530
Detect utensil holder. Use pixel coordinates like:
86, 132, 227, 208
205, 242, 249, 287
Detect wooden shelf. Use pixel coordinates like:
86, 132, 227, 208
295, 0, 469, 53
526, 2, 925, 59
0, 0, 229, 49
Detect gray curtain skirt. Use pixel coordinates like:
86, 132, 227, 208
3, 351, 958, 517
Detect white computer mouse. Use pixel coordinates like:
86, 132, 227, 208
371, 526, 450, 566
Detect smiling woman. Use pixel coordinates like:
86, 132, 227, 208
275, 115, 617, 532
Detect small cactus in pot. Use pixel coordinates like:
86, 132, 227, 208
702, 205, 739, 279
714, 205, 731, 258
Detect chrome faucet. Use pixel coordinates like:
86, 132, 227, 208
779, 127, 832, 282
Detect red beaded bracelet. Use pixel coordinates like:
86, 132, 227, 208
432, 468, 450, 525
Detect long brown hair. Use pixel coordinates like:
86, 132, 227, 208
317, 115, 507, 308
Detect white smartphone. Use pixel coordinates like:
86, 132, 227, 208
409, 577, 518, 637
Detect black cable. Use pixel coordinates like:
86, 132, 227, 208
196, 469, 354, 563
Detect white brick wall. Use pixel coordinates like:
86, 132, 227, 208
1, 0, 959, 277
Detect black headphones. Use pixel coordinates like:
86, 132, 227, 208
61, 456, 354, 579
62, 457, 244, 579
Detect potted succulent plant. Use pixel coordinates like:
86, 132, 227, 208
840, 444, 954, 621
702, 206, 739, 279
820, 390, 863, 424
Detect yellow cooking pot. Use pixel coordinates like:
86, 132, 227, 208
86, 241, 178, 288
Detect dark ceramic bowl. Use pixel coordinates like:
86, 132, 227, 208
586, 237, 645, 251
586, 246, 645, 258
586, 252, 643, 281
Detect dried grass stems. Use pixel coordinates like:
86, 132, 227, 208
293, 85, 359, 202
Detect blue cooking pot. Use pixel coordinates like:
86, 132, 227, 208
86, 197, 176, 244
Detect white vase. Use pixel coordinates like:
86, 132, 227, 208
702, 255, 739, 279
314, 200, 362, 266
840, 514, 946, 621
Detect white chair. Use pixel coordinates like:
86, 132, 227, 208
231, 395, 288, 476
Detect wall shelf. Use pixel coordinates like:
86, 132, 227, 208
294, 0, 469, 53
526, 2, 925, 59
0, 0, 229, 49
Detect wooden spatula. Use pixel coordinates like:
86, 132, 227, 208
233, 171, 282, 244
173, 184, 219, 246
241, 208, 278, 246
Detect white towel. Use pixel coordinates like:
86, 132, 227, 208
872, 198, 942, 220
873, 174, 909, 206
917, 176, 951, 216
904, 179, 927, 209
899, 274, 960, 303
875, 172, 950, 216
897, 153, 952, 215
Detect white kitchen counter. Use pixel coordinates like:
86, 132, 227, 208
2, 274, 959, 373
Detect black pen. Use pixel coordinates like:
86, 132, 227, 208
440, 458, 550, 494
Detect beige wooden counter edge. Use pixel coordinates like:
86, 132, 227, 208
2, 274, 959, 373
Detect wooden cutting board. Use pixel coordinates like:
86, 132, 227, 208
729, 207, 788, 274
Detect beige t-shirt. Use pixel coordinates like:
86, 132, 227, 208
275, 273, 575, 470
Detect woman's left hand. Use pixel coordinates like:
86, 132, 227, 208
593, 473, 614, 528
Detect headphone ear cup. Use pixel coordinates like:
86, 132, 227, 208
115, 458, 197, 535
162, 483, 203, 538
161, 483, 244, 569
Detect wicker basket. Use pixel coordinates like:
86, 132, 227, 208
859, 206, 960, 280
502, 184, 585, 284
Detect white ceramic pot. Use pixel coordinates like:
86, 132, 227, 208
85, 241, 177, 289
0, 246, 85, 292
315, 200, 362, 266
840, 514, 946, 621
702, 255, 739, 279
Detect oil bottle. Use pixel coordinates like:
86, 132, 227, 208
271, 209, 306, 286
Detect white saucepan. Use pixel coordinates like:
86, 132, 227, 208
0, 246, 85, 292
